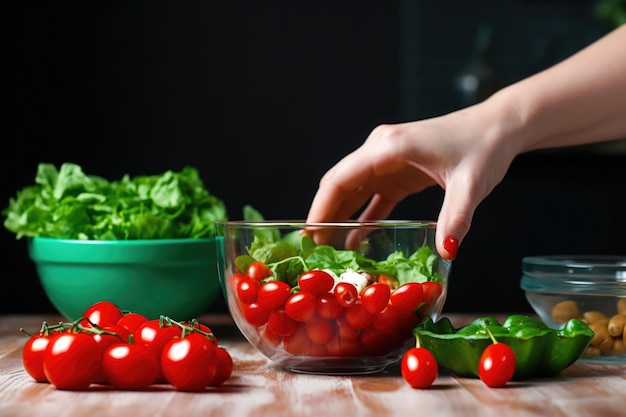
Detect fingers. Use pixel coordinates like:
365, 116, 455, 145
435, 176, 477, 261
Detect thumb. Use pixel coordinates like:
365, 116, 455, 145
435, 178, 480, 261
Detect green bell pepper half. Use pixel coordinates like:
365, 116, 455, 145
413, 315, 594, 380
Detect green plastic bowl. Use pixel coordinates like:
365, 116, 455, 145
28, 237, 222, 321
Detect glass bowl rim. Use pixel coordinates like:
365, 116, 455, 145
216, 220, 437, 228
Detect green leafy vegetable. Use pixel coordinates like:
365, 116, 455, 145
236, 226, 444, 288
3, 162, 228, 240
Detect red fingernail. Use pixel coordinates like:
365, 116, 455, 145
443, 237, 458, 260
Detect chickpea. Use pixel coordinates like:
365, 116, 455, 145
582, 310, 608, 325
551, 300, 580, 323
611, 339, 626, 356
599, 335, 616, 354
607, 314, 626, 337
618, 298, 626, 316
584, 346, 602, 357
589, 321, 611, 348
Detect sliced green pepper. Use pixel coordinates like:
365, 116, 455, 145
413, 315, 594, 380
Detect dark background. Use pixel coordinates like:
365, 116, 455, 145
4, 0, 626, 316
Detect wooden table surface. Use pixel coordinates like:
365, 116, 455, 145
1, 313, 625, 417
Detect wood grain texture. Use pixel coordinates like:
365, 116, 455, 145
1, 314, 625, 417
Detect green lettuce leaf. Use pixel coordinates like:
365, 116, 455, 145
2, 162, 228, 240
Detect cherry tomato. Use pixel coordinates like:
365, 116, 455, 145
208, 346, 233, 386
359, 324, 390, 356
283, 325, 313, 356
22, 332, 58, 382
344, 300, 373, 329
390, 282, 424, 316
334, 282, 358, 308
377, 273, 399, 290
134, 319, 182, 383
267, 309, 298, 337
43, 332, 101, 390
261, 326, 283, 347
246, 261, 273, 282
336, 316, 359, 341
421, 281, 443, 307
284, 291, 317, 322
243, 302, 271, 326
360, 283, 391, 314
305, 316, 334, 345
372, 304, 401, 334
316, 294, 343, 319
134, 320, 182, 353
161, 332, 217, 391
326, 333, 361, 357
92, 324, 132, 383
236, 275, 261, 305
81, 301, 124, 328
102, 343, 160, 389
298, 270, 335, 295
116, 312, 149, 334
184, 320, 217, 345
257, 281, 291, 310
401, 346, 438, 389
478, 342, 516, 388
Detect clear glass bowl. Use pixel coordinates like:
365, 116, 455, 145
521, 255, 626, 364
216, 220, 452, 375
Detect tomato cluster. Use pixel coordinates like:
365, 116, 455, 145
230, 262, 444, 358
21, 301, 233, 391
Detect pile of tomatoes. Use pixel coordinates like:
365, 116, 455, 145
21, 301, 233, 391
230, 260, 444, 358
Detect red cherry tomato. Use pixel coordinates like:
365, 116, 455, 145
401, 346, 438, 389
377, 273, 399, 290
267, 309, 298, 337
305, 316, 334, 345
478, 342, 516, 388
236, 276, 261, 305
283, 325, 313, 356
284, 291, 317, 322
134, 320, 181, 350
257, 281, 291, 310
421, 281, 443, 307
243, 302, 271, 326
246, 261, 273, 282
360, 283, 391, 314
81, 301, 124, 328
92, 324, 132, 383
116, 312, 149, 334
334, 282, 358, 308
102, 343, 160, 389
22, 332, 58, 382
372, 303, 401, 334
298, 270, 335, 295
344, 300, 373, 330
134, 319, 182, 381
209, 346, 234, 386
161, 332, 217, 391
43, 332, 102, 390
183, 320, 217, 345
390, 282, 424, 316
316, 294, 343, 319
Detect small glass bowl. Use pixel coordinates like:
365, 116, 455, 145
216, 220, 452, 375
520, 255, 626, 364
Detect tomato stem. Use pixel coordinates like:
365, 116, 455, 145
485, 326, 498, 344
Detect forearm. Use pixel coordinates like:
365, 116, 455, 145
492, 24, 626, 155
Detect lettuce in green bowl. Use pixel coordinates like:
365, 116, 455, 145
3, 162, 228, 240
